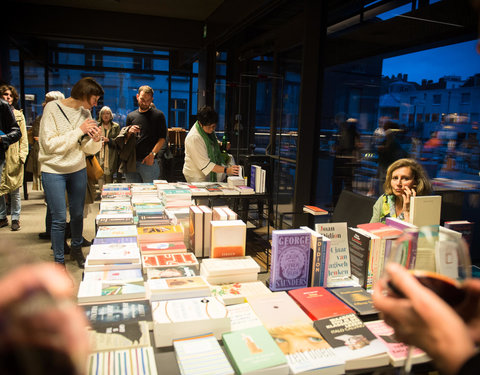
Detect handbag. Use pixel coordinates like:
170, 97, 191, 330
86, 155, 104, 180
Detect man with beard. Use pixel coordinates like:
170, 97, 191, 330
116, 85, 167, 183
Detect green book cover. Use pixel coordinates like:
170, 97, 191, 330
222, 326, 287, 374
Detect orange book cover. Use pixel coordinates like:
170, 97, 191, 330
288, 287, 354, 321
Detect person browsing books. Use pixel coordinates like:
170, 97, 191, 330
183, 106, 240, 183
373, 263, 480, 375
38, 77, 103, 267
369, 158, 431, 224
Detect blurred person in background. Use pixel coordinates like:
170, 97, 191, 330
0, 85, 28, 231
96, 106, 120, 191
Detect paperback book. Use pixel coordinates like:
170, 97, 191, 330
96, 225, 138, 238
209, 281, 272, 305
139, 241, 187, 254
152, 296, 230, 347
300, 226, 330, 287
77, 278, 146, 304
269, 229, 311, 291
146, 266, 196, 280
81, 299, 152, 325
329, 286, 378, 318
87, 244, 140, 265
210, 220, 246, 258
87, 320, 151, 352
147, 275, 210, 301
86, 346, 158, 375
141, 252, 199, 272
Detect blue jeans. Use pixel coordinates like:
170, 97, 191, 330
42, 169, 87, 263
0, 187, 21, 220
125, 159, 160, 183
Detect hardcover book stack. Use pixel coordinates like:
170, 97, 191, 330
130, 183, 163, 205
100, 184, 132, 202
160, 188, 192, 209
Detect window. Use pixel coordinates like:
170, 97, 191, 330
461, 92, 471, 104
433, 94, 441, 105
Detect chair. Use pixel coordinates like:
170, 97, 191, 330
330, 190, 377, 228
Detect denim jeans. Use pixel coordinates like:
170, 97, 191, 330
125, 159, 160, 183
0, 187, 21, 220
42, 169, 87, 263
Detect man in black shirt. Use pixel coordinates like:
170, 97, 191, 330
121, 86, 167, 183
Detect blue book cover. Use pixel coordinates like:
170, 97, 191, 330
269, 229, 311, 291
250, 165, 257, 191
93, 236, 138, 245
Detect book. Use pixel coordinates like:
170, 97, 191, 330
81, 300, 153, 325
409, 195, 442, 227
87, 243, 140, 265
444, 220, 474, 248
288, 287, 354, 321
300, 226, 330, 287
87, 320, 151, 352
313, 313, 389, 371
329, 286, 378, 318
209, 281, 272, 305
142, 253, 199, 272
199, 205, 213, 257
234, 185, 255, 195
212, 206, 228, 221
222, 206, 238, 220
96, 216, 135, 226
303, 205, 329, 216
96, 225, 138, 238
222, 325, 289, 375
200, 256, 260, 276
364, 320, 431, 367
173, 333, 234, 375
347, 227, 374, 289
189, 205, 204, 257
137, 224, 184, 243
269, 229, 311, 291
226, 303, 264, 332
84, 259, 142, 272
77, 278, 146, 304
146, 266, 196, 280
152, 296, 230, 347
147, 275, 211, 301
210, 220, 246, 258
93, 236, 138, 245
315, 222, 352, 286
82, 268, 143, 282
86, 346, 158, 374
139, 241, 187, 254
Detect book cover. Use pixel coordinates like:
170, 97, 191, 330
96, 225, 138, 238
444, 220, 474, 248
288, 287, 354, 321
84, 259, 142, 272
147, 275, 210, 301
199, 205, 213, 257
82, 300, 152, 325
93, 236, 138, 245
313, 313, 389, 371
226, 303, 264, 332
329, 286, 378, 317
86, 346, 158, 374
77, 278, 146, 304
315, 222, 352, 285
269, 229, 311, 291
139, 241, 187, 254
152, 296, 230, 347
303, 205, 329, 216
146, 265, 196, 280
347, 227, 372, 289
87, 320, 151, 352
409, 195, 442, 227
189, 205, 204, 257
212, 206, 228, 221
82, 268, 143, 282
364, 320, 431, 367
209, 281, 272, 305
222, 325, 288, 375
200, 256, 260, 276
87, 244, 140, 265
173, 333, 234, 375
211, 220, 246, 258
96, 217, 135, 226
234, 185, 255, 195
142, 252, 199, 271
137, 224, 184, 243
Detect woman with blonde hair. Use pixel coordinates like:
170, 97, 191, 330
370, 158, 432, 223
97, 106, 120, 189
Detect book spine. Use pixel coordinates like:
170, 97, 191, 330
322, 240, 331, 286
311, 237, 323, 287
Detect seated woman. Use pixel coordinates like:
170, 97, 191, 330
370, 158, 432, 223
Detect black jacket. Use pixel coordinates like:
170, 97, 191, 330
0, 99, 21, 162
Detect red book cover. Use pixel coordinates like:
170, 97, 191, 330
142, 253, 198, 268
288, 286, 354, 320
357, 222, 402, 238
140, 241, 187, 254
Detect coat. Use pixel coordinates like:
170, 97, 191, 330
96, 121, 120, 176
114, 125, 137, 173
0, 109, 29, 194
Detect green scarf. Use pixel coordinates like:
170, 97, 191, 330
196, 121, 223, 182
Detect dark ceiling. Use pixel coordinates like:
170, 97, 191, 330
5, 0, 479, 67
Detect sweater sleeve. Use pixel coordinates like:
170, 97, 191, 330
187, 133, 216, 176
370, 195, 383, 223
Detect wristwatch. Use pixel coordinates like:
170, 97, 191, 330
151, 151, 157, 157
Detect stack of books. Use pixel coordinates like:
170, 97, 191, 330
200, 256, 260, 284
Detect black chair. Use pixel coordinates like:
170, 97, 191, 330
330, 190, 377, 228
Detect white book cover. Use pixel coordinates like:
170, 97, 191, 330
212, 206, 228, 221
82, 268, 143, 282
173, 334, 234, 375
315, 222, 352, 284
77, 278, 146, 304
147, 276, 211, 301
261, 168, 266, 193
226, 303, 263, 331
152, 297, 230, 347
201, 272, 259, 285
209, 281, 271, 305
96, 225, 138, 238
409, 195, 442, 227
189, 205, 204, 257
221, 206, 238, 220
201, 256, 260, 276
84, 259, 142, 272
87, 244, 141, 265
199, 205, 213, 258
210, 220, 246, 258
87, 346, 158, 374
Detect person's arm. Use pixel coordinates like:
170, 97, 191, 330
370, 195, 383, 223
17, 112, 29, 164
0, 102, 21, 150
373, 263, 477, 375
141, 137, 165, 165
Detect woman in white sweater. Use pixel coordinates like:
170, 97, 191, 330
39, 77, 103, 267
